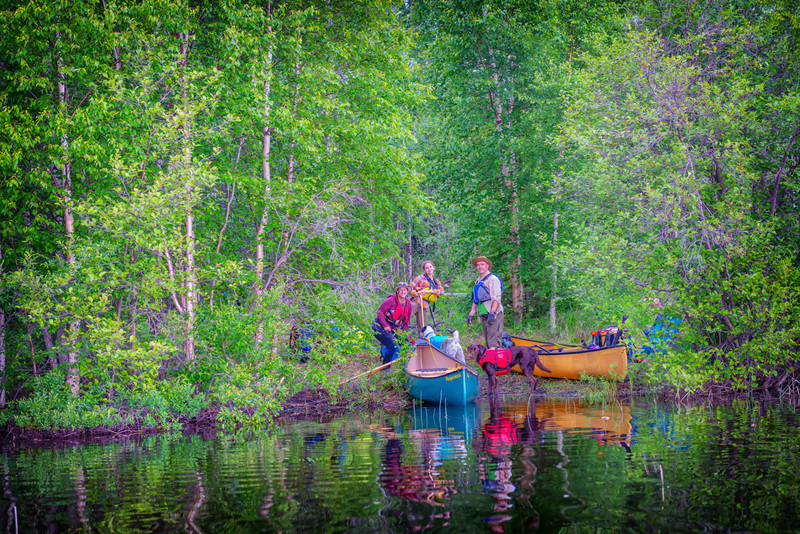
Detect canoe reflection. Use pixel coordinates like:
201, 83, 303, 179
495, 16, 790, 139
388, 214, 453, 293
379, 398, 633, 530
410, 402, 482, 443
379, 404, 482, 510
502, 398, 633, 449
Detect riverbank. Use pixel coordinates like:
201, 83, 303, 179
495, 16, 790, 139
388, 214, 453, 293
0, 333, 668, 452
0, 353, 630, 452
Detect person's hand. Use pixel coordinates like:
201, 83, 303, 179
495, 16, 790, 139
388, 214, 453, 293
467, 314, 473, 326
487, 312, 496, 325
384, 324, 392, 332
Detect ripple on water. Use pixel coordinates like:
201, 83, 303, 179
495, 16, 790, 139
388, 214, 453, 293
5, 399, 800, 533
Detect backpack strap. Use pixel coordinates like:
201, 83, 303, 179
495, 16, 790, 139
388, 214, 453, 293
423, 274, 439, 311
424, 274, 438, 290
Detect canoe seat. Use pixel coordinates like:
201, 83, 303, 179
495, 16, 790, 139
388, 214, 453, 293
417, 368, 451, 373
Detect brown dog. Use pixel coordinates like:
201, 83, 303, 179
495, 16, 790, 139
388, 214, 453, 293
468, 344, 552, 396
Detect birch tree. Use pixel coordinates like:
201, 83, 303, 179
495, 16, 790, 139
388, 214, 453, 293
0, 0, 109, 396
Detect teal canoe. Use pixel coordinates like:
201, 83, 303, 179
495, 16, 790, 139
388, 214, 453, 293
404, 339, 480, 405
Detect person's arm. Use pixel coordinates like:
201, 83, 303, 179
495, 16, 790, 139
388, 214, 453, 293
376, 298, 392, 331
489, 275, 501, 313
435, 278, 444, 296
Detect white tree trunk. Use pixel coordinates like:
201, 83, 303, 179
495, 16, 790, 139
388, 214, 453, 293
254, 44, 274, 346
185, 211, 196, 360
550, 208, 558, 333
178, 31, 196, 360
57, 31, 79, 396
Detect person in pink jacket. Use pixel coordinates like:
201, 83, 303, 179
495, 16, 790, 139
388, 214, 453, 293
373, 282, 413, 367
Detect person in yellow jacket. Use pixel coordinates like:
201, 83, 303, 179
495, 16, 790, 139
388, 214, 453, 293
410, 260, 444, 333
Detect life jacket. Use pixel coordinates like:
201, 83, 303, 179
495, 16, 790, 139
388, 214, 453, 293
383, 294, 411, 328
472, 273, 502, 315
478, 348, 512, 375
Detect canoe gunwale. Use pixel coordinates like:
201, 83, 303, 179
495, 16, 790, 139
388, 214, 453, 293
405, 343, 479, 377
508, 334, 628, 380
404, 343, 480, 405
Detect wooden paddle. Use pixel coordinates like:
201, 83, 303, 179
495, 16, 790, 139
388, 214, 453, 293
419, 292, 426, 330
339, 360, 396, 385
340, 338, 416, 385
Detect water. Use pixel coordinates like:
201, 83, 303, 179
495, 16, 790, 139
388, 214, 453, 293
3, 397, 800, 533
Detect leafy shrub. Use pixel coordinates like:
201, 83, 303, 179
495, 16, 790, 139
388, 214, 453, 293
195, 287, 285, 363
115, 375, 208, 430
13, 370, 122, 429
209, 363, 289, 433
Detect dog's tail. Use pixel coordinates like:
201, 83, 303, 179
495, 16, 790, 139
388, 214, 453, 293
533, 353, 552, 374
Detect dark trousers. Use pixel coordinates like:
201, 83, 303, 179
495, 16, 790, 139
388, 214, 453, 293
373, 323, 400, 365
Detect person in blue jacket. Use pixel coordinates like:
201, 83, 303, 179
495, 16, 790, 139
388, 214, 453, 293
467, 256, 504, 350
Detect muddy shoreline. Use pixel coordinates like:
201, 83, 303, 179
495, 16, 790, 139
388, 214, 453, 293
1, 365, 773, 454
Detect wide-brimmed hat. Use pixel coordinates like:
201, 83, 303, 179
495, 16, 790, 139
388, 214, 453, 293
394, 282, 411, 292
471, 256, 492, 269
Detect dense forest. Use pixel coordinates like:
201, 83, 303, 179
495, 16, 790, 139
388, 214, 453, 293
1, 0, 798, 431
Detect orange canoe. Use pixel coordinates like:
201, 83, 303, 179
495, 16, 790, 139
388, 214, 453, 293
509, 335, 628, 380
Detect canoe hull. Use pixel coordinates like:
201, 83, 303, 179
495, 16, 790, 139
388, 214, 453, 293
405, 342, 480, 405
406, 368, 480, 405
510, 335, 628, 380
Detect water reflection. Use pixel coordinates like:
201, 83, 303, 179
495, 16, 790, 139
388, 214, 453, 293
381, 431, 453, 508
527, 398, 633, 451
377, 403, 482, 512
6, 399, 800, 532
410, 402, 482, 444
474, 398, 544, 531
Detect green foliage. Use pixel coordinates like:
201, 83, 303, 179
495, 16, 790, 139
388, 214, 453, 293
13, 370, 122, 429
116, 376, 207, 430
3, 0, 800, 425
408, 0, 627, 317
0, 0, 428, 432
557, 1, 800, 391
575, 372, 620, 404
195, 286, 285, 363
678, 243, 800, 390
209, 362, 292, 434
633, 348, 709, 395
